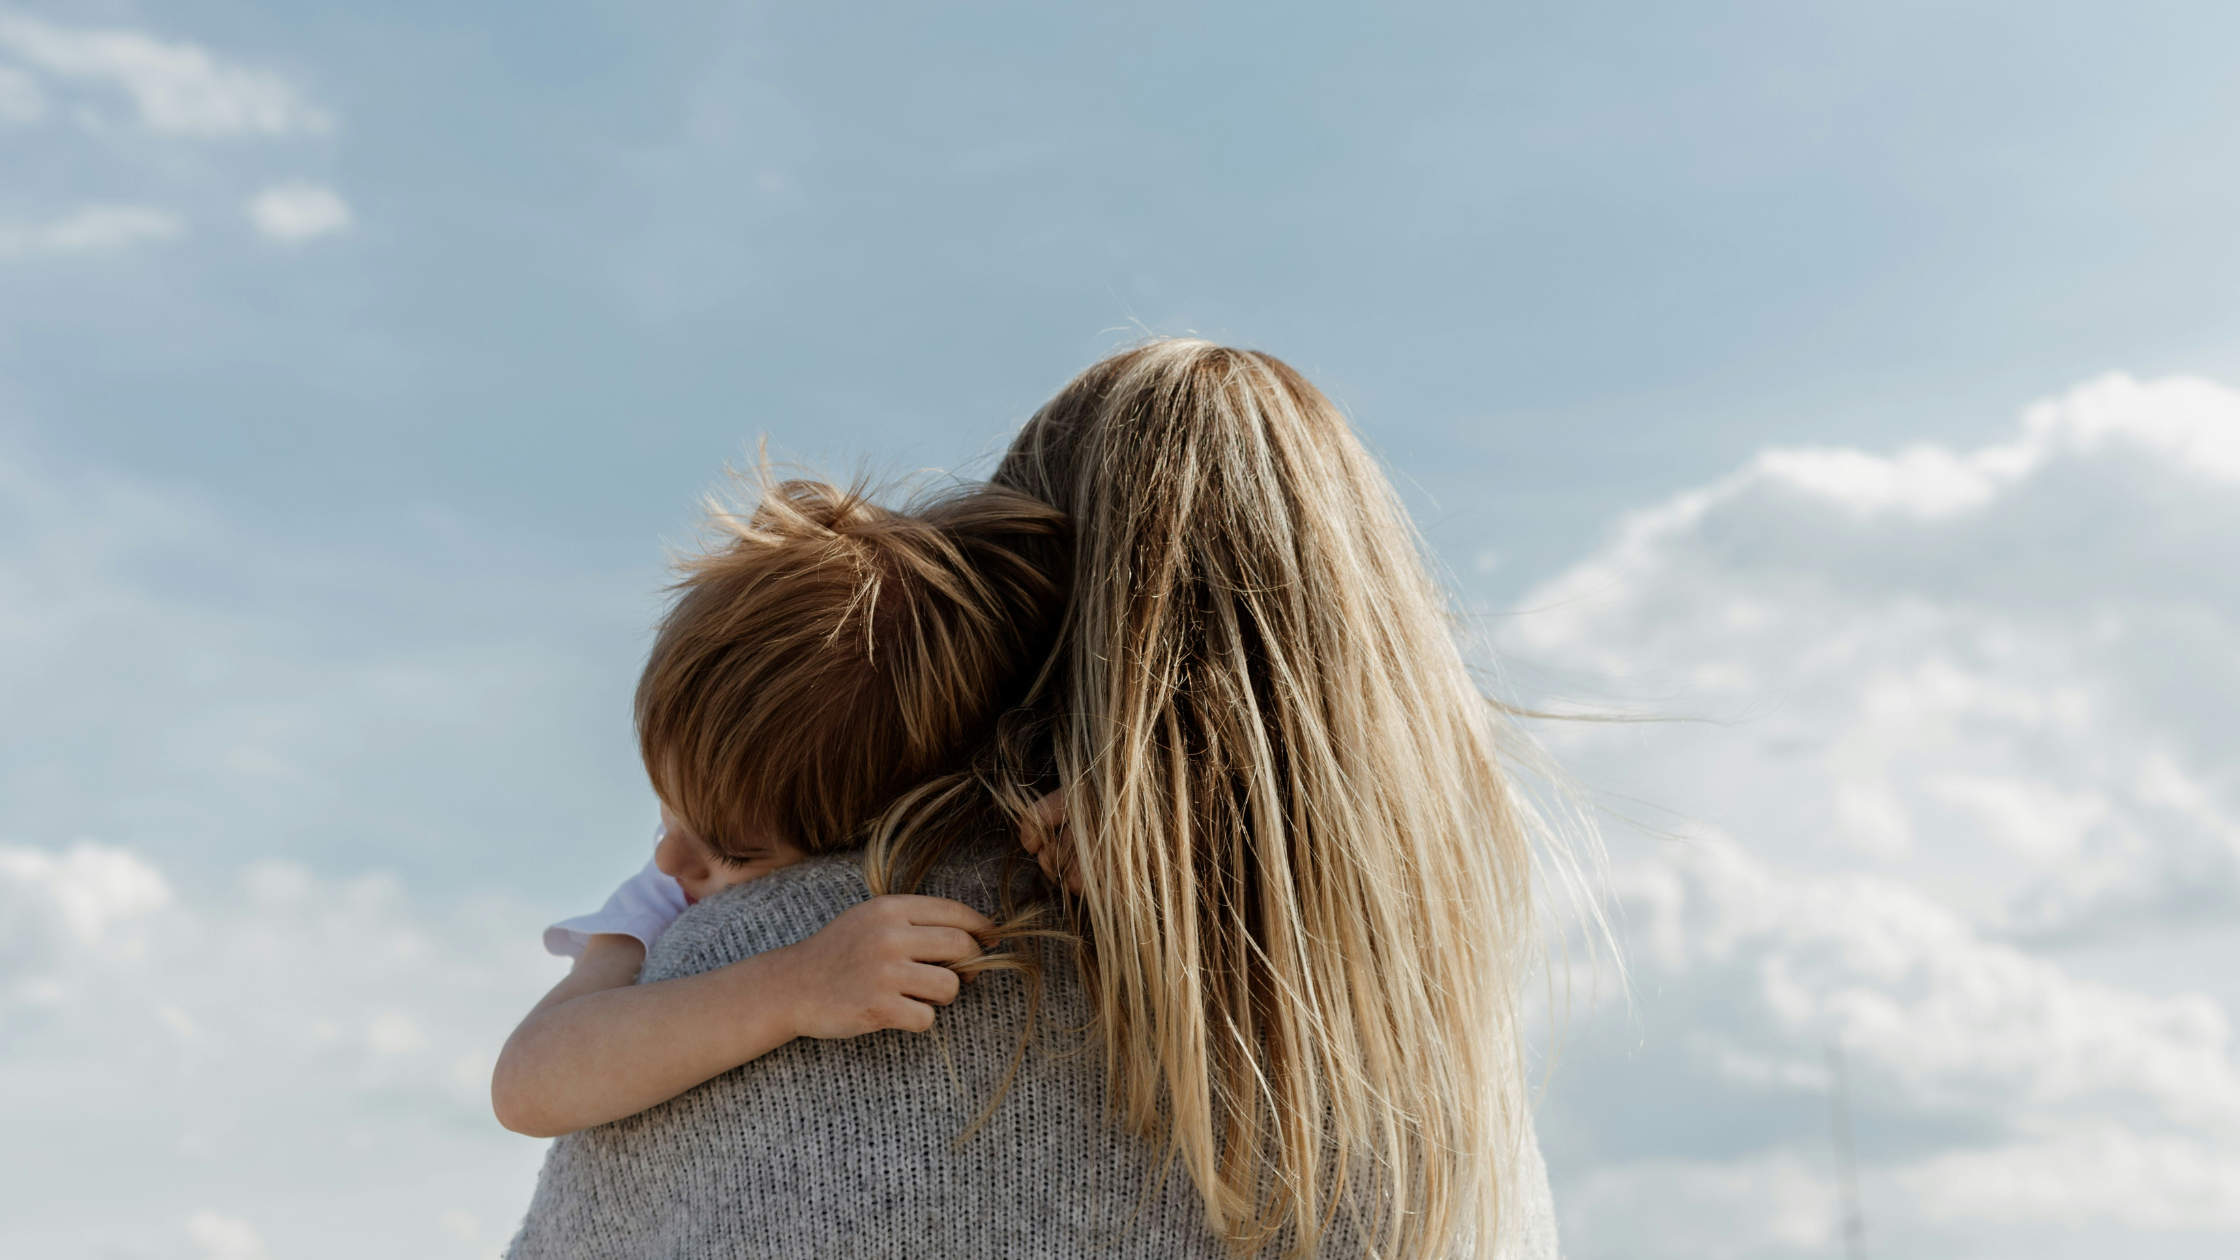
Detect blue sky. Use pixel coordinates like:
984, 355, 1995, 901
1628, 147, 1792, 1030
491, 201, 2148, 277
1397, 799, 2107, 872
4, 3, 2239, 1258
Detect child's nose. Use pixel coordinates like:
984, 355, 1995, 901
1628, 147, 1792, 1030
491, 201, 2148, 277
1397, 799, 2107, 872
654, 830, 705, 881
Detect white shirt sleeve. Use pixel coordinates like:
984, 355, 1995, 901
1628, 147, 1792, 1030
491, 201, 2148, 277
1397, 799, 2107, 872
543, 824, 691, 958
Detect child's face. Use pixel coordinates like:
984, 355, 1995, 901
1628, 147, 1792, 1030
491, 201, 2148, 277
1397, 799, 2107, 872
655, 803, 804, 905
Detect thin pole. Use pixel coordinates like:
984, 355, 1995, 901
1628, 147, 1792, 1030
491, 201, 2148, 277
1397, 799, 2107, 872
1825, 1040, 1867, 1260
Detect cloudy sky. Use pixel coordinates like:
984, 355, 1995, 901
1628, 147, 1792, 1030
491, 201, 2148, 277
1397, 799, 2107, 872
2, 3, 2236, 1257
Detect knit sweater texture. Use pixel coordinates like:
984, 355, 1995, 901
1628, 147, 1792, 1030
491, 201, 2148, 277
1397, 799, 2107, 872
507, 847, 1561, 1259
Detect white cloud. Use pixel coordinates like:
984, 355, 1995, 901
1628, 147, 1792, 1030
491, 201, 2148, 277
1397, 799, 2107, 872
1511, 373, 2240, 1257
1896, 1127, 2240, 1229
0, 839, 556, 1258
0, 203, 182, 257
246, 181, 352, 243
0, 15, 327, 136
0, 842, 170, 990
1622, 835, 2240, 1125
1737, 372, 2240, 521
1515, 373, 2240, 936
186, 1211, 266, 1260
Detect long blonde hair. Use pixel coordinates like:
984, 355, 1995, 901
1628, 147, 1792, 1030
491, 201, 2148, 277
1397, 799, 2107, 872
962, 341, 1540, 1257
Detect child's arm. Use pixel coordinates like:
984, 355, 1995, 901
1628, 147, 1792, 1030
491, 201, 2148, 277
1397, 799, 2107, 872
491, 894, 992, 1138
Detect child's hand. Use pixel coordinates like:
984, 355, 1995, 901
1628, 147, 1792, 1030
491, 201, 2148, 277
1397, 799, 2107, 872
1018, 791, 1084, 894
777, 895, 994, 1038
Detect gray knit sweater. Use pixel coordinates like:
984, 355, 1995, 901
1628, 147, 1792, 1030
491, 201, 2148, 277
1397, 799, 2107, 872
508, 847, 1560, 1259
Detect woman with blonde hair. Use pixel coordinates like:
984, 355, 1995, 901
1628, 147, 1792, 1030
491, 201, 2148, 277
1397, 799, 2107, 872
509, 341, 1558, 1259
984, 339, 1552, 1258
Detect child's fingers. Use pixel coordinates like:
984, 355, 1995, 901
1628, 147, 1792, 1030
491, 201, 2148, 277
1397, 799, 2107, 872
903, 925, 983, 965
879, 894, 995, 934
1026, 790, 1065, 831
900, 961, 962, 1006
886, 995, 937, 1033
1021, 792, 1064, 856
1028, 844, 1085, 896
1017, 792, 1083, 896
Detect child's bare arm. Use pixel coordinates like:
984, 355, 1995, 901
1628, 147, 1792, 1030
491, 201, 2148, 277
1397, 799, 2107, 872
518, 933, 651, 1024
491, 895, 992, 1138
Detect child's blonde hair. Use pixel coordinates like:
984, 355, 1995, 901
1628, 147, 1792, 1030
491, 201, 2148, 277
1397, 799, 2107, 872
938, 341, 1539, 1258
636, 473, 1067, 862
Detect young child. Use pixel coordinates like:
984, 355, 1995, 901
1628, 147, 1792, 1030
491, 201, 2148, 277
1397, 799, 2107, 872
491, 474, 1067, 1139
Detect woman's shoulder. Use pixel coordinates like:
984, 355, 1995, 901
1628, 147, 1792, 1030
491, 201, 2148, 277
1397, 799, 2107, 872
639, 842, 1018, 984
639, 851, 868, 983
